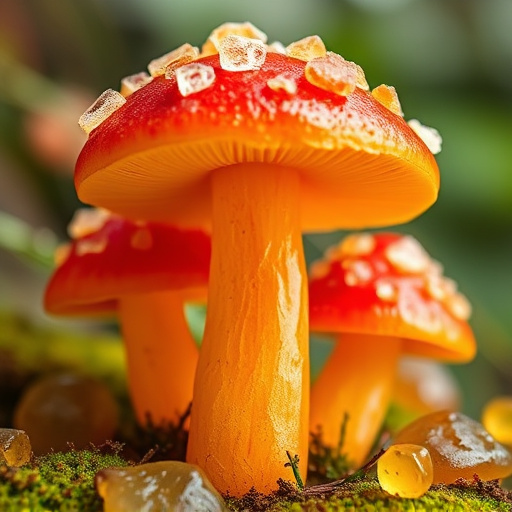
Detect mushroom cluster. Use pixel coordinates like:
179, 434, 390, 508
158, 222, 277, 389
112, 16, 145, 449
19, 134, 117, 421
44, 21, 460, 497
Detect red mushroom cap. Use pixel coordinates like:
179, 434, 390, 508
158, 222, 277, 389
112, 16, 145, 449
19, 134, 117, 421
308, 232, 476, 362
44, 209, 211, 316
75, 51, 439, 231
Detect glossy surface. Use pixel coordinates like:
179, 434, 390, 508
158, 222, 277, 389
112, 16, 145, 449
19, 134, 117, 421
310, 333, 401, 466
482, 396, 512, 446
0, 428, 31, 467
96, 461, 228, 512
75, 52, 439, 231
377, 443, 433, 498
309, 232, 476, 362
187, 165, 309, 495
13, 373, 118, 455
393, 410, 512, 484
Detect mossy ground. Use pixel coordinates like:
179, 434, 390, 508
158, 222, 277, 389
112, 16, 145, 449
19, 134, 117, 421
1, 311, 512, 511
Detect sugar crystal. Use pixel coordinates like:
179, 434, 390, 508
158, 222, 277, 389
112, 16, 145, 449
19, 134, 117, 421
148, 43, 199, 77
120, 71, 153, 97
78, 89, 126, 135
305, 52, 358, 96
176, 62, 216, 97
286, 35, 326, 61
408, 119, 442, 155
202, 22, 267, 56
385, 236, 430, 274
267, 41, 286, 54
68, 208, 110, 239
0, 428, 32, 467
372, 84, 403, 116
219, 35, 267, 72
267, 74, 297, 94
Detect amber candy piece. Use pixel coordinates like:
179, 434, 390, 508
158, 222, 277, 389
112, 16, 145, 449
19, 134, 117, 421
13, 373, 118, 455
393, 410, 512, 484
377, 443, 433, 498
96, 460, 228, 512
482, 396, 512, 446
0, 428, 31, 467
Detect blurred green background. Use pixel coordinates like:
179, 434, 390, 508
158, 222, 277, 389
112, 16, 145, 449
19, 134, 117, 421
1, 0, 511, 422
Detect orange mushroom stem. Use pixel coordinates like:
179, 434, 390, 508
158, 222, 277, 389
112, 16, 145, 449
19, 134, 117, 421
44, 208, 210, 425
187, 164, 309, 495
309, 232, 476, 466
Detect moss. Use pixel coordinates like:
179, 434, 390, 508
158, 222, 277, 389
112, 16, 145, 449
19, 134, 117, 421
227, 479, 512, 511
0, 447, 127, 512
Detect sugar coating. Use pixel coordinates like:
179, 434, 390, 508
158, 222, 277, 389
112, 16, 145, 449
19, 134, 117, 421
201, 21, 268, 56
219, 35, 267, 72
305, 52, 358, 96
176, 63, 216, 97
68, 208, 110, 239
120, 72, 153, 97
371, 84, 403, 116
266, 74, 297, 94
286, 35, 326, 62
78, 89, 126, 135
385, 236, 430, 274
267, 41, 286, 54
75, 236, 108, 256
148, 43, 199, 77
408, 119, 443, 155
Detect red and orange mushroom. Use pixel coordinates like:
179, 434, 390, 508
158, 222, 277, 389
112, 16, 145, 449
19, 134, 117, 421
73, 23, 440, 494
44, 208, 210, 426
308, 232, 476, 466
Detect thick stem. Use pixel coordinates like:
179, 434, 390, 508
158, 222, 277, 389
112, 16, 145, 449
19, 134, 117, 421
187, 164, 309, 496
118, 291, 199, 425
310, 333, 401, 466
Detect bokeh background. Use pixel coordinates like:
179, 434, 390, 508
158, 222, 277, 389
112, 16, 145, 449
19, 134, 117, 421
1, 0, 511, 423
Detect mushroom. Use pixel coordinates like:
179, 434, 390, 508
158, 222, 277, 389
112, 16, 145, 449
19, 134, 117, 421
73, 23, 440, 495
44, 208, 210, 425
308, 232, 476, 466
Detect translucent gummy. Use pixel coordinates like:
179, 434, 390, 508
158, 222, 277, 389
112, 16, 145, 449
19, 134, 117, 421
371, 84, 403, 116
175, 63, 216, 97
286, 35, 326, 61
202, 21, 268, 56
267, 74, 297, 94
378, 444, 434, 499
408, 119, 443, 154
148, 43, 199, 77
482, 396, 512, 446
305, 52, 358, 96
120, 71, 153, 97
96, 461, 228, 512
78, 89, 126, 135
0, 428, 32, 467
219, 35, 267, 72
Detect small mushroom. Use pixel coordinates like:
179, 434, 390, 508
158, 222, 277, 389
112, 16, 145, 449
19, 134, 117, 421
308, 232, 476, 466
74, 24, 440, 495
44, 208, 210, 425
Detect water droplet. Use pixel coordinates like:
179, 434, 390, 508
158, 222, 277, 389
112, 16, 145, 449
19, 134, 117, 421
148, 43, 199, 77
305, 52, 358, 96
371, 84, 403, 116
202, 22, 268, 56
78, 89, 126, 135
267, 74, 297, 94
286, 35, 326, 61
120, 71, 153, 97
219, 35, 267, 72
175, 62, 216, 97
408, 119, 442, 155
